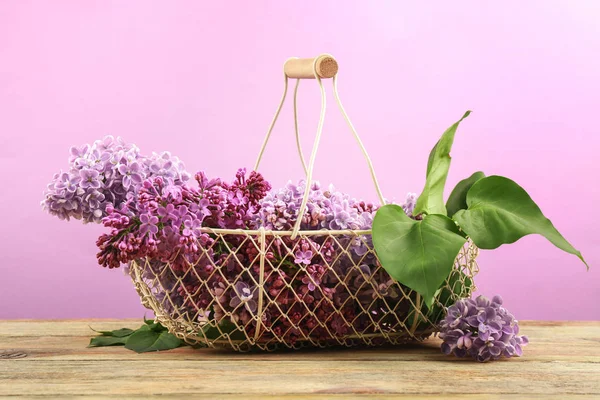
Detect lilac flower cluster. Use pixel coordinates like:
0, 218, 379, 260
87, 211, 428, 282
41, 136, 190, 223
439, 295, 529, 362
96, 168, 271, 270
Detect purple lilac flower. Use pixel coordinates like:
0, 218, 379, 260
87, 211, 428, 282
302, 264, 325, 291
157, 203, 177, 222
95, 169, 267, 273
439, 295, 529, 362
182, 216, 203, 238
139, 213, 159, 238
42, 135, 191, 223
118, 161, 143, 189
294, 250, 313, 265
80, 169, 101, 189
229, 281, 257, 313
55, 172, 81, 193
256, 179, 414, 237
84, 190, 106, 210
294, 241, 314, 265
402, 192, 417, 216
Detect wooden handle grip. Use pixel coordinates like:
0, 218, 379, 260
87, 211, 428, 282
284, 55, 338, 79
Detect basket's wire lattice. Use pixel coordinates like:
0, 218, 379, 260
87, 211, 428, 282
130, 55, 479, 351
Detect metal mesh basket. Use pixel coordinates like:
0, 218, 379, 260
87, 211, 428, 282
129, 55, 479, 351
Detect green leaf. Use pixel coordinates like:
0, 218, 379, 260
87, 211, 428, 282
89, 327, 134, 337
445, 171, 485, 217
453, 175, 588, 268
413, 111, 471, 216
88, 320, 184, 352
372, 204, 468, 308
124, 329, 182, 353
88, 335, 129, 347
147, 332, 182, 352
143, 316, 168, 333
124, 330, 159, 352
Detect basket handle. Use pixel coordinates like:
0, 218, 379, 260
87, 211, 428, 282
254, 54, 386, 239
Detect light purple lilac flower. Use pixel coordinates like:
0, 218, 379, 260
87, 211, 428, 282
402, 192, 417, 216
229, 281, 257, 313
118, 161, 143, 189
255, 179, 415, 257
80, 169, 101, 189
439, 295, 529, 362
42, 135, 190, 223
139, 213, 159, 238
182, 216, 203, 238
294, 241, 314, 265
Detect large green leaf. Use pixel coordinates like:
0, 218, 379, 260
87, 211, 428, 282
453, 175, 588, 268
146, 331, 182, 352
446, 171, 485, 217
124, 329, 182, 353
372, 204, 468, 307
413, 111, 471, 216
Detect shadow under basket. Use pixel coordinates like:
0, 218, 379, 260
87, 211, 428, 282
129, 228, 479, 351
129, 54, 479, 351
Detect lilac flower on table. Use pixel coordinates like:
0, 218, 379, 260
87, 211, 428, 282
439, 295, 529, 362
440, 329, 473, 358
229, 281, 257, 313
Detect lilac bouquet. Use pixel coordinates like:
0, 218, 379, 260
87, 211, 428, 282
439, 295, 529, 362
43, 136, 476, 350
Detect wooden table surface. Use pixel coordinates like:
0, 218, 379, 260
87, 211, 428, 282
0, 320, 598, 399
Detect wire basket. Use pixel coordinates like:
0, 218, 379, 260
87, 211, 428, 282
129, 55, 479, 351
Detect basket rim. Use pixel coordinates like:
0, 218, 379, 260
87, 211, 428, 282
199, 227, 373, 236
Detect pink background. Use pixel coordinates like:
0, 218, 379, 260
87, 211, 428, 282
1, 1, 598, 320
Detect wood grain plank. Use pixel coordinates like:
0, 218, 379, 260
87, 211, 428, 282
1, 359, 599, 396
0, 320, 598, 398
